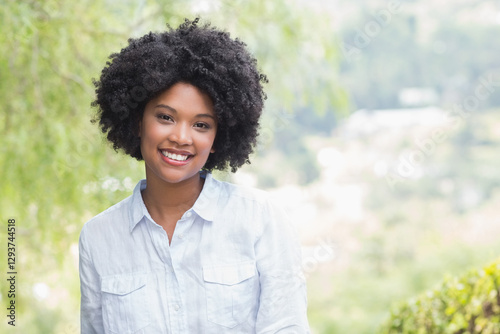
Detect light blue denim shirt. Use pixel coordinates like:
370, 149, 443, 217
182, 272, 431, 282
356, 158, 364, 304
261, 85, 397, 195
79, 172, 310, 333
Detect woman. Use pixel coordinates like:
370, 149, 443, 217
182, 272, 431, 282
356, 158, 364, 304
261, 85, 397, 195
79, 18, 309, 333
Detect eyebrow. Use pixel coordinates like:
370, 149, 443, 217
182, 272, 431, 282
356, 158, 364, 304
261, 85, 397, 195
155, 104, 216, 121
156, 104, 177, 113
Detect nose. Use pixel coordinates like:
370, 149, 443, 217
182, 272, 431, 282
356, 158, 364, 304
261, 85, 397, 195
168, 123, 193, 146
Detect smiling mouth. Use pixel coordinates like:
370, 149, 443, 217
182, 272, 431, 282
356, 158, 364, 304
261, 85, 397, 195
160, 150, 192, 162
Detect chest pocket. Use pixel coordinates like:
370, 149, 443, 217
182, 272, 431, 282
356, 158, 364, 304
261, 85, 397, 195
101, 273, 150, 334
203, 261, 258, 328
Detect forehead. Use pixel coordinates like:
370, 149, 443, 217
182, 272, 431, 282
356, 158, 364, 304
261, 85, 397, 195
147, 82, 215, 116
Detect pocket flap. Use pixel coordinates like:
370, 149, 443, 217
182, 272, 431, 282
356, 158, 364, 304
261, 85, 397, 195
203, 261, 256, 285
101, 273, 147, 295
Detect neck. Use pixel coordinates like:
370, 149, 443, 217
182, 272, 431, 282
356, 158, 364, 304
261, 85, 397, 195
141, 172, 204, 219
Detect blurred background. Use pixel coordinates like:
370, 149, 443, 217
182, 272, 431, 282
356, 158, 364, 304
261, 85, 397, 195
1, 0, 500, 333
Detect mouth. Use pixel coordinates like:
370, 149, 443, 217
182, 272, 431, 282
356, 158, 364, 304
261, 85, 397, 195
161, 150, 191, 161
159, 149, 194, 166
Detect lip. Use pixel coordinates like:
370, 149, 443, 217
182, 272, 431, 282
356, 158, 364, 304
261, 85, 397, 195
161, 148, 194, 155
158, 149, 194, 167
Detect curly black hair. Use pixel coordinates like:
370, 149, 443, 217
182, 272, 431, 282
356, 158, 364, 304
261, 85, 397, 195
92, 18, 267, 172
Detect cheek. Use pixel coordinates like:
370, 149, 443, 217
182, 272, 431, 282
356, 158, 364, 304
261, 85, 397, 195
140, 124, 164, 155
201, 134, 217, 153
141, 123, 163, 142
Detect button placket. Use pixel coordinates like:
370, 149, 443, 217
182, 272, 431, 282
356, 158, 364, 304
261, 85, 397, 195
146, 218, 172, 265
175, 210, 195, 242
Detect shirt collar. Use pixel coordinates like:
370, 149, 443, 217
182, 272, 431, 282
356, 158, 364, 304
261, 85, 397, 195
191, 171, 220, 222
128, 172, 221, 233
129, 179, 149, 232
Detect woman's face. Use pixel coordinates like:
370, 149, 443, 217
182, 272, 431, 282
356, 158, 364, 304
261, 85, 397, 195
139, 82, 217, 186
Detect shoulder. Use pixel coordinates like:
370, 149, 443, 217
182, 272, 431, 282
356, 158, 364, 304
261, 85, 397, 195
212, 177, 290, 228
80, 194, 133, 235
213, 178, 285, 220
79, 194, 136, 262
215, 177, 271, 205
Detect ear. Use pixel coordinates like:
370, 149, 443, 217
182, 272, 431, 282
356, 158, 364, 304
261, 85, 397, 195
210, 146, 215, 153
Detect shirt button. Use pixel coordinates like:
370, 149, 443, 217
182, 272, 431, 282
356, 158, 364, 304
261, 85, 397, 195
174, 304, 180, 311
185, 212, 192, 218
179, 233, 185, 239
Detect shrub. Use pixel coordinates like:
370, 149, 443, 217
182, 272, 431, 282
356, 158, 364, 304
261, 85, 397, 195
379, 258, 500, 334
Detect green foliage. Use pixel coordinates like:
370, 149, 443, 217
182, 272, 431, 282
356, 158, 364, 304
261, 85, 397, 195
0, 0, 344, 331
209, 0, 349, 117
379, 258, 500, 334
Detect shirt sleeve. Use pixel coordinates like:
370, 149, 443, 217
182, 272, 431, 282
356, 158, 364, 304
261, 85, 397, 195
79, 226, 105, 334
254, 199, 311, 334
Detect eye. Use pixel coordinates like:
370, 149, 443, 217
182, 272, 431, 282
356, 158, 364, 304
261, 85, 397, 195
157, 114, 173, 122
194, 122, 210, 129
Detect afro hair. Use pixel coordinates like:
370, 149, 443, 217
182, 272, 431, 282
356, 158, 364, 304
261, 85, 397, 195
92, 18, 267, 172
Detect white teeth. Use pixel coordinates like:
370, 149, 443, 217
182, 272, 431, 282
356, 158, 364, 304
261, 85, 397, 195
161, 151, 189, 161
